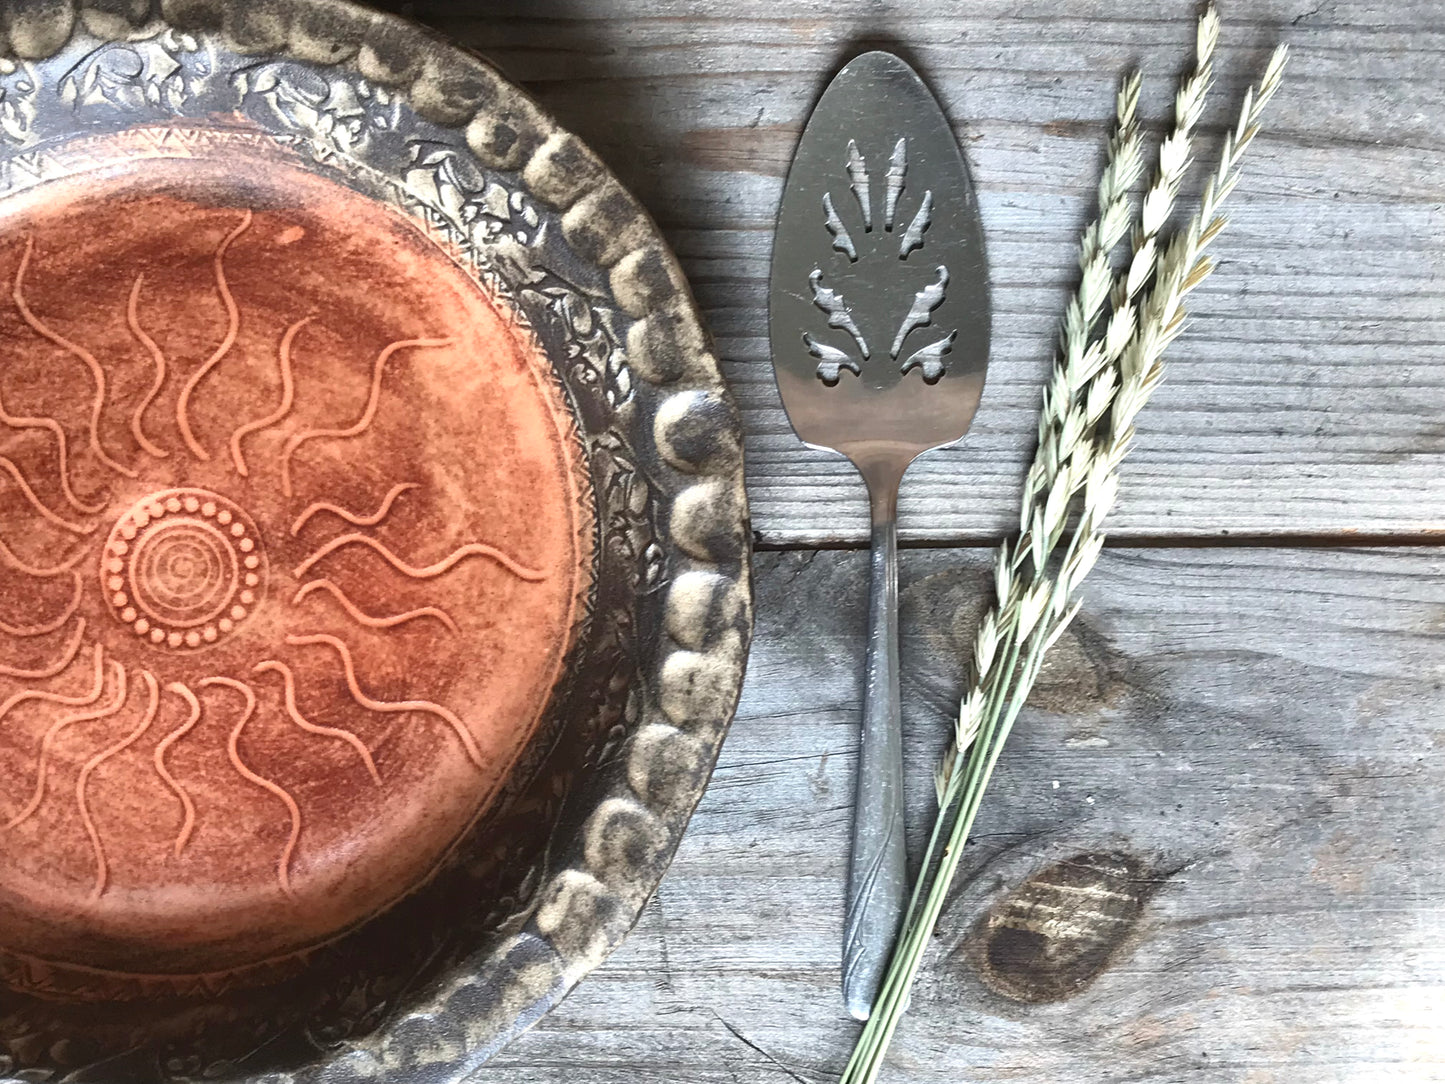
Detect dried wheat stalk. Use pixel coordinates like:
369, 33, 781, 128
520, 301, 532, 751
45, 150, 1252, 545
842, 9, 1288, 1081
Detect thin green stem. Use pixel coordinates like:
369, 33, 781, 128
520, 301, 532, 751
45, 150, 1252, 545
844, 619, 1053, 1083
902, 763, 963, 926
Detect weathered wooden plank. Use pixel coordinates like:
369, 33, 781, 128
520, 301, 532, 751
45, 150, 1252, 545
473, 545, 1445, 1081
379, 0, 1445, 544
368, 0, 1445, 1075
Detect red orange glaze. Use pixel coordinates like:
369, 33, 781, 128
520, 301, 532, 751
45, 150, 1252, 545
0, 134, 592, 992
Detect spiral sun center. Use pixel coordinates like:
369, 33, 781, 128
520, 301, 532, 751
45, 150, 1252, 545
101, 488, 267, 650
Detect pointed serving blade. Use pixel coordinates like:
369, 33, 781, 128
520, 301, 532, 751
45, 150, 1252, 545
768, 51, 990, 1019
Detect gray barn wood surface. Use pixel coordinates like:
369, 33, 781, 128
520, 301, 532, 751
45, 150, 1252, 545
387, 0, 1445, 546
475, 548, 1445, 1082
368, 0, 1445, 1079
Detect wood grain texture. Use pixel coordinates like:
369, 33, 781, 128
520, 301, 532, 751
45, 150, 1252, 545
473, 546, 1445, 1082
365, 1, 1445, 1077
379, 0, 1445, 545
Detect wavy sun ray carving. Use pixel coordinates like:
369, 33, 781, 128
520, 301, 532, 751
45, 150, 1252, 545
154, 682, 202, 856
175, 210, 251, 461
254, 659, 382, 785
230, 315, 310, 477
290, 481, 418, 536
205, 676, 301, 900
0, 456, 95, 535
14, 237, 137, 480
278, 336, 455, 498
4, 659, 127, 832
0, 379, 106, 515
288, 632, 485, 770
76, 669, 157, 900
126, 272, 170, 460
292, 579, 458, 635
0, 572, 82, 638
0, 644, 105, 725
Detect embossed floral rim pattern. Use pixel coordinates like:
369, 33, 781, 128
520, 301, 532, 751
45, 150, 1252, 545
0, 1, 751, 1080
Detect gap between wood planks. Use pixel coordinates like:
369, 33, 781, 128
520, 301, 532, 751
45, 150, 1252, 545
753, 529, 1445, 552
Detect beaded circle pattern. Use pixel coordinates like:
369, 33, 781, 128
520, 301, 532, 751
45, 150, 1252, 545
103, 489, 265, 650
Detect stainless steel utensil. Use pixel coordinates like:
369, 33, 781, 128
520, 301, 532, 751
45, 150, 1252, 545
768, 50, 990, 1020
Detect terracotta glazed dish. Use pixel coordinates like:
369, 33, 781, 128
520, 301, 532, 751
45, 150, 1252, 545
0, 1, 750, 1079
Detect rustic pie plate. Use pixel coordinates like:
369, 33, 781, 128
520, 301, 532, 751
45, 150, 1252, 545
0, 0, 751, 1078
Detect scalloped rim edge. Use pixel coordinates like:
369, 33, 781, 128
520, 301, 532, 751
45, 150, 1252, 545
0, 0, 754, 1077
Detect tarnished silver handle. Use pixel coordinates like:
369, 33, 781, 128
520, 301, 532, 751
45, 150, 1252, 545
842, 470, 908, 1020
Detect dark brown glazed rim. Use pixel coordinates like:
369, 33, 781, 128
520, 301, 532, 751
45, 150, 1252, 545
0, 0, 752, 1079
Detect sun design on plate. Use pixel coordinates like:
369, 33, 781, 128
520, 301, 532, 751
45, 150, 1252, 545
0, 197, 574, 915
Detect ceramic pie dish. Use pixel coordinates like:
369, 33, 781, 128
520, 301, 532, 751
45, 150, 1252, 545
0, 0, 751, 1078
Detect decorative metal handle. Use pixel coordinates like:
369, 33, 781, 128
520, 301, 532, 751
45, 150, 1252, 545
842, 470, 909, 1020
